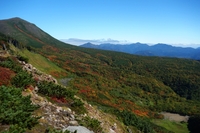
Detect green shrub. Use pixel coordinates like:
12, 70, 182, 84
11, 71, 34, 88
0, 57, 23, 72
37, 81, 86, 114
17, 55, 29, 63
116, 110, 155, 133
0, 86, 40, 132
2, 124, 26, 133
79, 116, 102, 132
71, 99, 87, 114
37, 81, 75, 99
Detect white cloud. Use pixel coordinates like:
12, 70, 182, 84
60, 38, 200, 48
60, 38, 130, 45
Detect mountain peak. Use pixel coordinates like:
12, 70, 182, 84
0, 17, 55, 48
82, 42, 95, 46
85, 42, 94, 45
3, 17, 31, 24
152, 43, 172, 49
9, 17, 23, 20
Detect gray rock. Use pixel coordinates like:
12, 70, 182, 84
70, 114, 75, 120
63, 126, 94, 133
69, 120, 79, 126
62, 116, 69, 121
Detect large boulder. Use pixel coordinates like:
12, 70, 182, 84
63, 126, 94, 133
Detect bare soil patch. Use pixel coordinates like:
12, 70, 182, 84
161, 112, 189, 122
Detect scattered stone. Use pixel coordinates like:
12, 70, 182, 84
34, 86, 39, 92
70, 114, 75, 120
19, 61, 58, 84
109, 128, 116, 133
111, 123, 117, 130
69, 120, 79, 126
62, 116, 69, 121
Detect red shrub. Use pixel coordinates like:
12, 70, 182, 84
51, 96, 67, 103
0, 67, 15, 86
25, 85, 35, 91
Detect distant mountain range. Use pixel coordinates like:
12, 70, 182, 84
80, 42, 200, 60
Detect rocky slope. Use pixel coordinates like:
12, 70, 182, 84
17, 57, 125, 133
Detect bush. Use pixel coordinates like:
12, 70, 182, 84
71, 99, 87, 114
2, 124, 26, 133
0, 57, 22, 72
17, 55, 29, 63
0, 86, 40, 132
116, 110, 155, 133
11, 71, 34, 88
37, 81, 75, 99
79, 116, 102, 133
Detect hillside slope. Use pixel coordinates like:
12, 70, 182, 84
0, 45, 128, 133
0, 17, 74, 48
1, 17, 200, 133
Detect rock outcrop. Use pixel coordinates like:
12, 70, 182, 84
23, 89, 83, 131
19, 60, 57, 83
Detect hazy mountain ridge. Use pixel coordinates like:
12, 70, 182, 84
80, 42, 200, 60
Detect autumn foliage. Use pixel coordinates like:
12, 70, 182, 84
0, 66, 15, 86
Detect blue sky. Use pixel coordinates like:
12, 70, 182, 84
1, 0, 200, 47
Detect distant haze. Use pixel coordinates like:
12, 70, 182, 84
60, 38, 130, 45
60, 38, 200, 48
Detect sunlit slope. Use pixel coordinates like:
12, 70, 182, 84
9, 44, 67, 79
23, 50, 67, 78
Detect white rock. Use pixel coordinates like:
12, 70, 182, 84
65, 108, 72, 113
69, 120, 79, 126
63, 126, 94, 133
70, 114, 75, 120
109, 128, 116, 133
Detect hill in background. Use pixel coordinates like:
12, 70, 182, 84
80, 42, 200, 60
